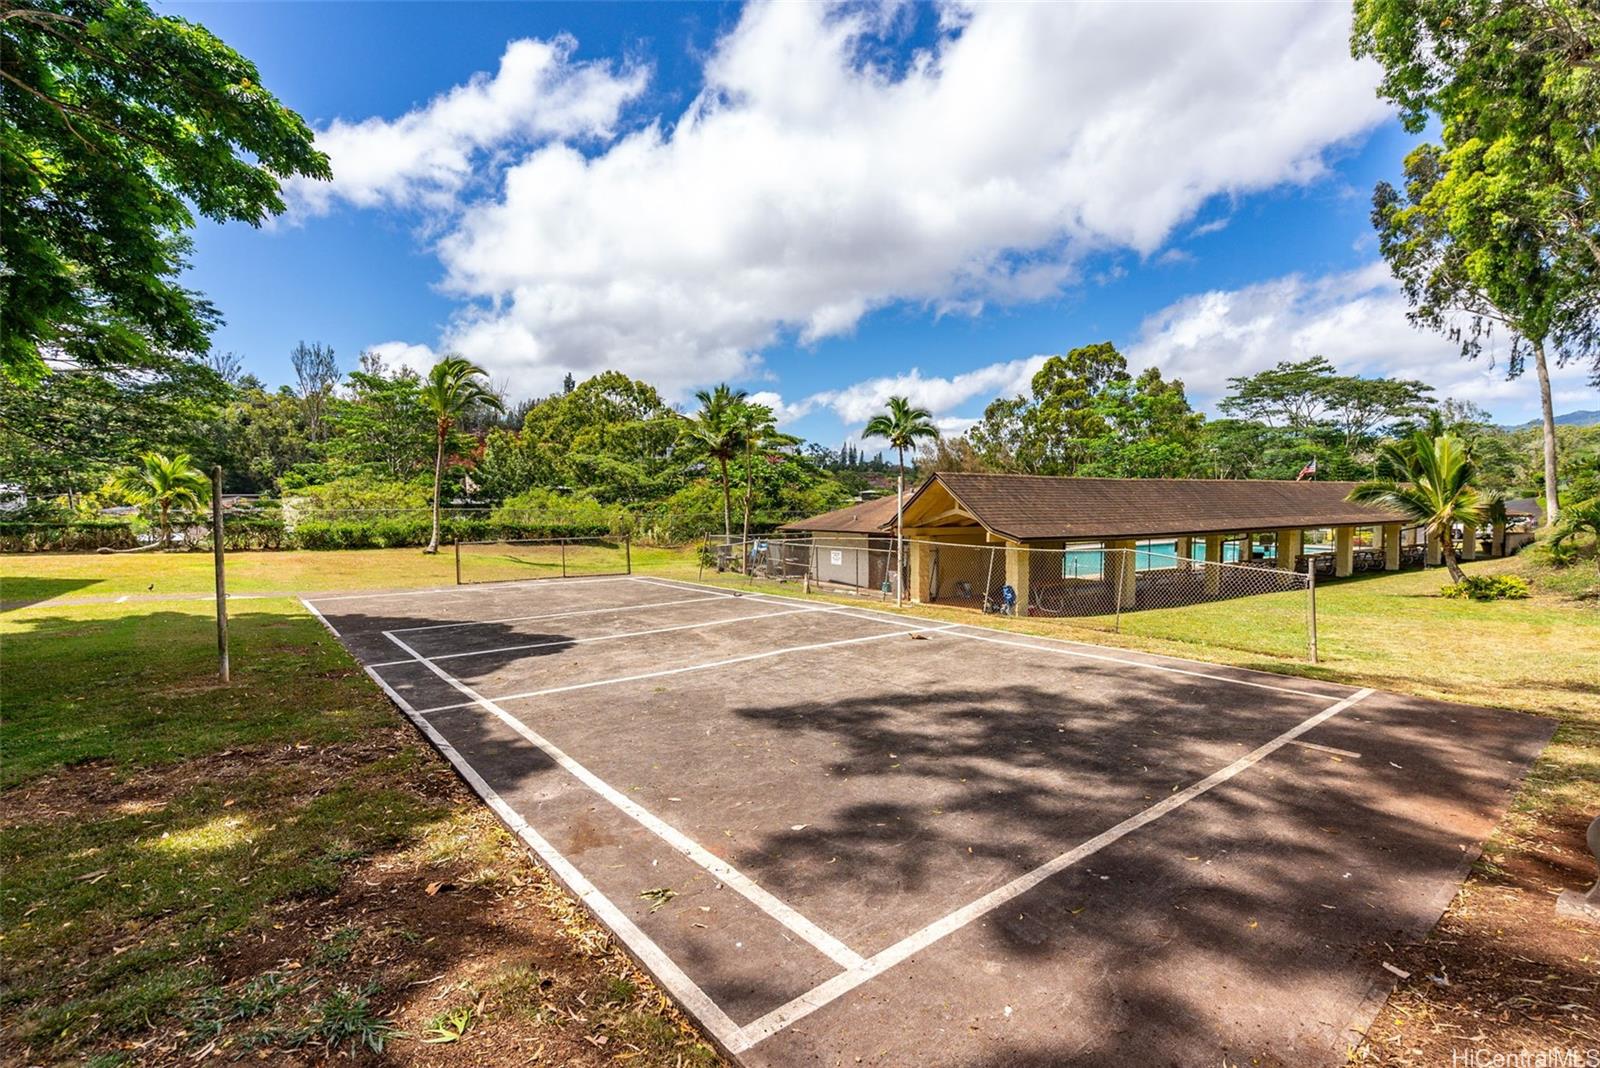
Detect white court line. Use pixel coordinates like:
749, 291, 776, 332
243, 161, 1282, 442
627, 576, 1340, 701
383, 628, 868, 971
298, 595, 748, 1051
412, 620, 958, 714
736, 686, 1377, 1051
305, 573, 633, 604
1291, 739, 1362, 759
420, 604, 834, 664
300, 597, 343, 638
390, 594, 727, 634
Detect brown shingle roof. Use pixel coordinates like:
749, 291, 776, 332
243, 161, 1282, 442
906, 472, 1407, 541
781, 494, 901, 535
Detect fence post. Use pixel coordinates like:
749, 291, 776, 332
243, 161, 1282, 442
624, 534, 632, 575
561, 538, 568, 579
454, 538, 461, 585
698, 533, 707, 581
1112, 549, 1123, 633
1306, 566, 1319, 663
211, 467, 229, 683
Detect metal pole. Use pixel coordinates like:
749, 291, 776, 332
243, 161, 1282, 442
454, 538, 461, 585
561, 538, 568, 579
211, 466, 229, 683
1306, 566, 1319, 664
1112, 549, 1123, 633
698, 533, 707, 581
624, 534, 632, 575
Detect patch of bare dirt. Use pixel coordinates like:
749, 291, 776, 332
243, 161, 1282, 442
1354, 813, 1600, 1065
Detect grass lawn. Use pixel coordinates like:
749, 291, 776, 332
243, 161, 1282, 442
3, 542, 1596, 1064
0, 596, 722, 1066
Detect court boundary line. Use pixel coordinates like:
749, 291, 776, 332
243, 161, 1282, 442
390, 593, 728, 634
382, 628, 870, 972
296, 598, 752, 1054
735, 686, 1377, 1050
414, 603, 837, 664
407, 620, 958, 714
627, 576, 1341, 701
306, 573, 633, 604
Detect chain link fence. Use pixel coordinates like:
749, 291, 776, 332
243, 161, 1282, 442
455, 535, 632, 584
703, 535, 1318, 661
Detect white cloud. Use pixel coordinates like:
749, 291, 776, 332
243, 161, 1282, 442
364, 340, 437, 377
312, 1, 1390, 396
796, 357, 1049, 427
1126, 263, 1598, 422
288, 37, 646, 216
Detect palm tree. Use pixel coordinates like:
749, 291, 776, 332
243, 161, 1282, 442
116, 452, 210, 549
685, 384, 747, 539
1550, 498, 1600, 575
1347, 431, 1486, 585
863, 396, 940, 605
420, 356, 503, 554
736, 402, 801, 550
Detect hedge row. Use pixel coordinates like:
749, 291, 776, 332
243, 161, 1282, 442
0, 510, 804, 553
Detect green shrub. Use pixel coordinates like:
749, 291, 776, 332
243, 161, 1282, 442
1440, 575, 1531, 601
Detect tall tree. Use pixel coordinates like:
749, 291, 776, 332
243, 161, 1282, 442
419, 357, 501, 554
736, 402, 799, 549
863, 396, 939, 606
290, 341, 339, 443
114, 451, 209, 549
1348, 432, 1487, 584
1219, 357, 1341, 429
1354, 0, 1600, 523
1025, 343, 1127, 474
684, 384, 746, 539
0, 0, 329, 383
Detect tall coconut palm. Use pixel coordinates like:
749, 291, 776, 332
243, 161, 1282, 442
863, 396, 940, 605
736, 402, 801, 550
116, 452, 210, 549
685, 384, 747, 539
1347, 431, 1486, 585
420, 356, 503, 554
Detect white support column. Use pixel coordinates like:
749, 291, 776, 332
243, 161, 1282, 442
1204, 535, 1224, 594
1334, 526, 1354, 578
1003, 541, 1030, 616
1491, 517, 1506, 557
1459, 522, 1477, 561
1426, 527, 1443, 567
1106, 538, 1138, 607
1174, 536, 1192, 565
909, 540, 931, 604
1275, 528, 1303, 570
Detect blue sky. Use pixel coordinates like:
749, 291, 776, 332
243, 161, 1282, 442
173, 1, 1595, 447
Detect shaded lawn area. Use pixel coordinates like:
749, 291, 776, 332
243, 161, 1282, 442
0, 598, 722, 1067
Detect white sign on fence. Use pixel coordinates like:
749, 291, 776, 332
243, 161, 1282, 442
830, 549, 843, 565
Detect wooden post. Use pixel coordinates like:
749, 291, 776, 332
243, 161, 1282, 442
211, 467, 229, 683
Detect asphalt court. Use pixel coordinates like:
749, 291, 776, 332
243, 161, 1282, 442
303, 574, 1554, 1066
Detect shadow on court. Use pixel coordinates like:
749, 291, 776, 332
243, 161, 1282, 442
303, 579, 1557, 1068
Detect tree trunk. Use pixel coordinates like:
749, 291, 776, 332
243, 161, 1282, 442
1532, 339, 1560, 526
895, 448, 905, 608
742, 440, 754, 550
719, 455, 732, 540
1441, 537, 1466, 586
426, 427, 445, 554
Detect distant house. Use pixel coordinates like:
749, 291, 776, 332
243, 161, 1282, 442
780, 495, 901, 590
